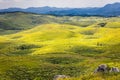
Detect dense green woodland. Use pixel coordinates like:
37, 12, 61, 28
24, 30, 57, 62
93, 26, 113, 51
0, 12, 120, 80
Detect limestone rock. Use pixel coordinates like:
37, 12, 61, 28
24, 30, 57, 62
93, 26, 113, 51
94, 64, 108, 73
94, 64, 120, 73
53, 75, 69, 80
110, 67, 120, 73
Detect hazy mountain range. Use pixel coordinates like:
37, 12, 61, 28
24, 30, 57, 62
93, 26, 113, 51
0, 2, 120, 16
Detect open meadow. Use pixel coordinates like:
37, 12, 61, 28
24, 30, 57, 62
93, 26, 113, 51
0, 12, 120, 80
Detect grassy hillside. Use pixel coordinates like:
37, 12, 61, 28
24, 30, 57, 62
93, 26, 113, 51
0, 12, 55, 34
0, 13, 120, 80
0, 12, 120, 35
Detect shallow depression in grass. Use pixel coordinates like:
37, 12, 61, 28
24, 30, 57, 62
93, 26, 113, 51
44, 56, 84, 64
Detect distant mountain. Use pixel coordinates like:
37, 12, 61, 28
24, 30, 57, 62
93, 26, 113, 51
24, 6, 70, 14
47, 8, 99, 16
0, 2, 120, 16
0, 8, 23, 12
98, 2, 120, 16
47, 2, 120, 16
0, 6, 70, 14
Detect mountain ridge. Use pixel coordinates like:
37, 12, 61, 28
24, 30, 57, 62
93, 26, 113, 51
0, 2, 120, 16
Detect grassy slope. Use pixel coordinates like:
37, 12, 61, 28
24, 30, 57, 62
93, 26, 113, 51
0, 13, 120, 80
0, 12, 120, 35
0, 12, 60, 34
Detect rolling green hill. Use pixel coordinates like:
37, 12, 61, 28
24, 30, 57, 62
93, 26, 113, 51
0, 12, 57, 34
0, 12, 120, 80
0, 12, 120, 35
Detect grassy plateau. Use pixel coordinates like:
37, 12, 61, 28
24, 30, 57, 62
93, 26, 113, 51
0, 12, 120, 80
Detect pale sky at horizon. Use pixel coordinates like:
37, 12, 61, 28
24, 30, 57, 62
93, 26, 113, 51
0, 0, 120, 9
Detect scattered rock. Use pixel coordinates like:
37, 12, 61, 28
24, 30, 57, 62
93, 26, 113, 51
53, 75, 69, 80
94, 64, 108, 73
94, 64, 120, 73
110, 67, 120, 73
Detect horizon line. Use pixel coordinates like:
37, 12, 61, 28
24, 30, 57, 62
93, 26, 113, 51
0, 2, 120, 10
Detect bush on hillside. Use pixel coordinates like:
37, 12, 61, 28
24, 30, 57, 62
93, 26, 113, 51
98, 23, 107, 27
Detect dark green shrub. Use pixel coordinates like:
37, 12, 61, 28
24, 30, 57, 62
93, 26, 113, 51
98, 23, 107, 27
16, 44, 40, 50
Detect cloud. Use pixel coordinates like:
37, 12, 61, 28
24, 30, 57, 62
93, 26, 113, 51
0, 0, 23, 2
0, 0, 5, 2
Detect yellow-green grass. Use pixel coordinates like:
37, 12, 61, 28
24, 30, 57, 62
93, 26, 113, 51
3, 23, 119, 55
0, 20, 120, 80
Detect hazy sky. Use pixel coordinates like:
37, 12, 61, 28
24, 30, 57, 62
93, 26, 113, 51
0, 0, 120, 9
